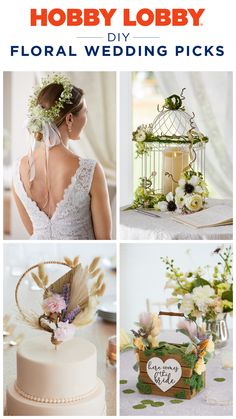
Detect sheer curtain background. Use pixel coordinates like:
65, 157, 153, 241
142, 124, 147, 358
3, 71, 116, 239
120, 71, 233, 205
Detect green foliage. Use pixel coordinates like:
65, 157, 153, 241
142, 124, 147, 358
174, 390, 186, 399
136, 378, 152, 394
214, 377, 226, 382
189, 277, 211, 291
120, 380, 128, 384
123, 389, 135, 394
222, 288, 233, 302
132, 404, 146, 409
151, 401, 165, 407
170, 399, 184, 404
140, 400, 154, 405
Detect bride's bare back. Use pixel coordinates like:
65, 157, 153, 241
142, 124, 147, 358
13, 145, 112, 239
20, 145, 80, 218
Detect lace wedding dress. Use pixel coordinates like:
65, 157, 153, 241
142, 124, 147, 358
13, 158, 96, 240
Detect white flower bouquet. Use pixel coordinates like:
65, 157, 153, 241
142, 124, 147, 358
163, 246, 233, 322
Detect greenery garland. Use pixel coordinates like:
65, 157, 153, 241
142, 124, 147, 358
27, 73, 73, 134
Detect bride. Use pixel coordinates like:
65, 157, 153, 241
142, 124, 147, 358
12, 74, 112, 240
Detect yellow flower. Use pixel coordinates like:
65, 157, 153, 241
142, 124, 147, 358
184, 194, 203, 212
133, 337, 145, 351
147, 335, 159, 348
120, 329, 132, 352
150, 314, 161, 336
194, 357, 206, 375
205, 336, 215, 353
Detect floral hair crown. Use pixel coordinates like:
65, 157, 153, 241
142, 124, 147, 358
27, 73, 73, 134
15, 256, 106, 347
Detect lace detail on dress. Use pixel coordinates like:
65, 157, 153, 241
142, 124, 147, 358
13, 158, 96, 240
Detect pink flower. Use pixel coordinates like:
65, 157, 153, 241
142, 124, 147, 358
139, 312, 153, 330
177, 319, 197, 339
42, 294, 66, 314
53, 321, 76, 342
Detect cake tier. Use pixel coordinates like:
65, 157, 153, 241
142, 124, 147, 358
6, 378, 106, 416
16, 335, 96, 400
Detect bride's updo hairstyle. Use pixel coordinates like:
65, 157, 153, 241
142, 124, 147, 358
34, 83, 84, 141
27, 74, 84, 142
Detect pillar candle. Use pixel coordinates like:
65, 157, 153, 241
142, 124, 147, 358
163, 148, 189, 194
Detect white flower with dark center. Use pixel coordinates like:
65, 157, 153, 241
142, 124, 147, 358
156, 201, 168, 212
178, 178, 186, 187
195, 185, 203, 193
166, 192, 177, 212
189, 175, 199, 186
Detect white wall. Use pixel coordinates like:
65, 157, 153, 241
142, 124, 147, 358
120, 243, 233, 332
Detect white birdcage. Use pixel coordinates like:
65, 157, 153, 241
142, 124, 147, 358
135, 90, 208, 195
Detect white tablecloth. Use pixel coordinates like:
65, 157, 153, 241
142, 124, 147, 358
120, 331, 233, 416
120, 199, 233, 240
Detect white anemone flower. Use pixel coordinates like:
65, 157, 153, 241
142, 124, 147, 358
156, 201, 168, 212
189, 175, 200, 186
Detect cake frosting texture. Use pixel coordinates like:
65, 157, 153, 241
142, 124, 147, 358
6, 335, 106, 416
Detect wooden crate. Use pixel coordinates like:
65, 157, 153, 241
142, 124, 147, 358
137, 350, 206, 400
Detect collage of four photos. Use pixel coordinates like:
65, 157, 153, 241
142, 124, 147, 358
3, 71, 233, 416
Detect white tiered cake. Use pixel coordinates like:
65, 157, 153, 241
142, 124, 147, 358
6, 335, 106, 416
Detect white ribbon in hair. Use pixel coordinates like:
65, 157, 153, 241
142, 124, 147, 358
28, 121, 61, 183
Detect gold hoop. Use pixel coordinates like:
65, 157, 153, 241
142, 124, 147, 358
15, 261, 70, 321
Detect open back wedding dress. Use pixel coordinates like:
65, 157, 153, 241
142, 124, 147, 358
13, 157, 96, 240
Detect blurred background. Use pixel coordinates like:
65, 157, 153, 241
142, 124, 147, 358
120, 71, 233, 206
3, 71, 116, 239
120, 242, 233, 332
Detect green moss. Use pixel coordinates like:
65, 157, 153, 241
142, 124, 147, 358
174, 390, 186, 399
143, 342, 197, 368
122, 389, 135, 394
136, 378, 152, 394
184, 372, 204, 393
214, 377, 226, 382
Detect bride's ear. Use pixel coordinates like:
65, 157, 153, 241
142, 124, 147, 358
65, 113, 73, 125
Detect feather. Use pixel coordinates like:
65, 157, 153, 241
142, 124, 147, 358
97, 283, 106, 296
88, 257, 101, 273
96, 273, 104, 288
38, 264, 45, 280
73, 256, 79, 267
44, 275, 49, 286
31, 272, 44, 289
67, 265, 89, 312
90, 267, 101, 278
64, 256, 73, 267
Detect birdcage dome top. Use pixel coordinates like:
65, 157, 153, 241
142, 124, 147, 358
151, 90, 207, 142
132, 89, 209, 146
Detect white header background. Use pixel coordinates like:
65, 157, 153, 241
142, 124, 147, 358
1, 0, 235, 70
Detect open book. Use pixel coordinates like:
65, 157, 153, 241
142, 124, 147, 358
172, 205, 233, 228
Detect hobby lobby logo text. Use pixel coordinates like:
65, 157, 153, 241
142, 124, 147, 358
30, 8, 205, 27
